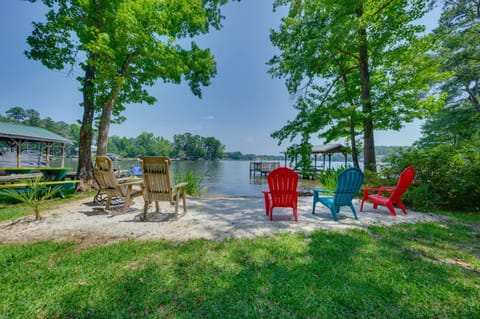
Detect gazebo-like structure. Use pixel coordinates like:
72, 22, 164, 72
311, 143, 348, 170
0, 121, 71, 168
284, 143, 348, 171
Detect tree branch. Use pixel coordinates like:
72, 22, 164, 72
369, 0, 396, 18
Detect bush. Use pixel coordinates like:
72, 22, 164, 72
316, 167, 346, 190
0, 177, 61, 220
173, 170, 207, 197
382, 144, 480, 212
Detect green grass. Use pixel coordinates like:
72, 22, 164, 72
0, 213, 479, 318
0, 192, 93, 222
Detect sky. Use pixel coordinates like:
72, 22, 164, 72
0, 0, 441, 156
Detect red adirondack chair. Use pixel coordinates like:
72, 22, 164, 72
262, 167, 300, 222
360, 166, 415, 216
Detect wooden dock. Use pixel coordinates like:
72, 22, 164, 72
249, 161, 280, 176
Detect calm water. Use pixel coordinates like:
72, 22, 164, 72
127, 159, 352, 197
109, 159, 320, 197
11, 155, 348, 197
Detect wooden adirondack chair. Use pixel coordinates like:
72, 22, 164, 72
93, 156, 143, 215
141, 156, 187, 220
360, 166, 415, 216
262, 167, 300, 222
312, 167, 364, 221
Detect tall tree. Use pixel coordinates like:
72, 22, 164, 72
269, 0, 445, 172
5, 107, 26, 122
25, 0, 236, 190
415, 0, 480, 149
434, 0, 480, 111
416, 104, 480, 147
24, 109, 41, 126
203, 136, 225, 160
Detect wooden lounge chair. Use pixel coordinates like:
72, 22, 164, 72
312, 167, 364, 221
360, 166, 415, 216
262, 167, 300, 222
141, 156, 187, 220
93, 156, 143, 215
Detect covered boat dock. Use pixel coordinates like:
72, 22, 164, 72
284, 143, 348, 172
0, 122, 71, 168
311, 143, 348, 170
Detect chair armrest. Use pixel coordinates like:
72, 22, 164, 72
315, 189, 334, 193
362, 187, 376, 196
363, 186, 395, 196
172, 182, 188, 190
119, 179, 143, 186
377, 186, 396, 192
313, 189, 335, 195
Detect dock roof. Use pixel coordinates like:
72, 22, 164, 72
0, 121, 71, 144
311, 143, 347, 154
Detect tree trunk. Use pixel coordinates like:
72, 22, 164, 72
96, 101, 113, 157
349, 118, 360, 168
76, 62, 96, 193
97, 85, 123, 156
357, 7, 376, 172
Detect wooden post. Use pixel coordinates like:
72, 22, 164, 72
43, 142, 53, 168
60, 143, 65, 168
11, 139, 24, 168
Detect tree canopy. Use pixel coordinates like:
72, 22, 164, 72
25, 0, 236, 189
415, 0, 480, 148
268, 0, 446, 171
434, 0, 480, 112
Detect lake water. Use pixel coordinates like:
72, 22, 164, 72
100, 159, 346, 197
3, 153, 347, 197
105, 159, 322, 197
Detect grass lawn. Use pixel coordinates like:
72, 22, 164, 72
0, 192, 92, 222
0, 200, 479, 318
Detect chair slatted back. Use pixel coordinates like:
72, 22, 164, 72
334, 168, 364, 206
142, 156, 173, 203
267, 167, 299, 207
390, 166, 415, 202
94, 156, 122, 196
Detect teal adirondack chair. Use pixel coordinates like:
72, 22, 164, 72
312, 167, 364, 221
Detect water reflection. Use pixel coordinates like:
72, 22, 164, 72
50, 158, 326, 197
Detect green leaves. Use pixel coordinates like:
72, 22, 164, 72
434, 0, 480, 112
25, 0, 233, 121
26, 0, 234, 163
269, 0, 440, 170
0, 178, 60, 220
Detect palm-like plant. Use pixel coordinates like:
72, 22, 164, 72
0, 177, 60, 220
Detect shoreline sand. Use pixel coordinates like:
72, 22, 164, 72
0, 195, 449, 247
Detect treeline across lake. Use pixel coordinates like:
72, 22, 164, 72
1, 107, 407, 161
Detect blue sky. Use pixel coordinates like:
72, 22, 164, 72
0, 1, 441, 155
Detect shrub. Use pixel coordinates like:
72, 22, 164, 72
0, 177, 60, 220
316, 167, 346, 190
173, 170, 207, 197
382, 144, 480, 212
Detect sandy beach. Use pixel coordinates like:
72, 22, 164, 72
0, 194, 449, 248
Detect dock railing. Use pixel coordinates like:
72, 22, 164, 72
249, 161, 280, 176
